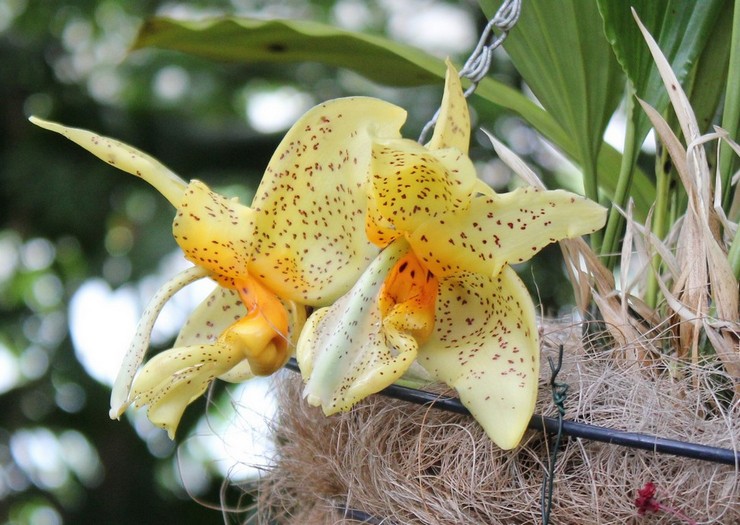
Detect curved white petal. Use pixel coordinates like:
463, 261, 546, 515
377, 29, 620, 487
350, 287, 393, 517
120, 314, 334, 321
109, 265, 209, 419
297, 240, 411, 414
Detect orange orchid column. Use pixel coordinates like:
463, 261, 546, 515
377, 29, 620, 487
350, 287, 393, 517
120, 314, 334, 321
378, 252, 438, 346
221, 276, 291, 376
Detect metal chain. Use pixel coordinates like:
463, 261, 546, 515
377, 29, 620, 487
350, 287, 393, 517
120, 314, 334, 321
418, 0, 522, 144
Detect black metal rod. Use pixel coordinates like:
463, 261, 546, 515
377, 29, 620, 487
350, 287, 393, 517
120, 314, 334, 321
283, 359, 739, 467
336, 506, 387, 524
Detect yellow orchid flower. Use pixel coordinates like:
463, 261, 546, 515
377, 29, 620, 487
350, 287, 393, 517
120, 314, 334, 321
298, 62, 607, 450
30, 97, 406, 438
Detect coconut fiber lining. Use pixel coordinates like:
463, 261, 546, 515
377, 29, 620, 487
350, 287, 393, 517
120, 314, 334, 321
251, 320, 739, 524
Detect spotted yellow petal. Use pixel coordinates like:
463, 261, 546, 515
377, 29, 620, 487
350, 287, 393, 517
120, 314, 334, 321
249, 97, 407, 306
172, 181, 256, 287
365, 139, 478, 246
130, 341, 243, 438
29, 116, 186, 207
417, 266, 539, 449
426, 59, 470, 154
409, 187, 607, 278
297, 239, 414, 414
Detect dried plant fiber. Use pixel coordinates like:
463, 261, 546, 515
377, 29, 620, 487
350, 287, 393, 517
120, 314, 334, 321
251, 320, 739, 524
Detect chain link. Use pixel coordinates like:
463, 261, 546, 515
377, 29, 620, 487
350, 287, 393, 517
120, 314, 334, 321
418, 0, 522, 143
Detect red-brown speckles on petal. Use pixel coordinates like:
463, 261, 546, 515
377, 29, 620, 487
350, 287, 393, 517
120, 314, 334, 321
408, 186, 606, 278
248, 98, 407, 307
416, 266, 540, 450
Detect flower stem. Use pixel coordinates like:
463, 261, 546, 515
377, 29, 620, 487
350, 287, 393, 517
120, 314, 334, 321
601, 86, 639, 271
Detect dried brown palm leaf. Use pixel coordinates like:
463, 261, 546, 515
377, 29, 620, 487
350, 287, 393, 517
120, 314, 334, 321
634, 11, 739, 385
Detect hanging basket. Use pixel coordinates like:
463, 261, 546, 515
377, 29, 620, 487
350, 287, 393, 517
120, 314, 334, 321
253, 319, 739, 524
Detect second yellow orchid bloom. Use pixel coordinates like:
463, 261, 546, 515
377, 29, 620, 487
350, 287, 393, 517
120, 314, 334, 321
31, 95, 407, 437
298, 62, 607, 450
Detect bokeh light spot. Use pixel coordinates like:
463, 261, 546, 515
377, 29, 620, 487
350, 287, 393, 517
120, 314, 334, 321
153, 65, 190, 102
19, 346, 49, 381
20, 238, 55, 272
245, 86, 314, 133
69, 279, 138, 386
0, 342, 21, 394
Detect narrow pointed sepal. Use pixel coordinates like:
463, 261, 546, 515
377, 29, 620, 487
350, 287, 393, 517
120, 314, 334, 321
410, 188, 607, 278
426, 59, 470, 153
29, 116, 187, 207
109, 265, 210, 420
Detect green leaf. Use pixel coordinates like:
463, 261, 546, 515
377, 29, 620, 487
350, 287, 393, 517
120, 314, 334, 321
684, 2, 732, 135
480, 0, 625, 209
475, 81, 654, 218
133, 17, 445, 87
132, 16, 654, 215
597, 1, 726, 266
598, 0, 725, 144
720, 2, 740, 211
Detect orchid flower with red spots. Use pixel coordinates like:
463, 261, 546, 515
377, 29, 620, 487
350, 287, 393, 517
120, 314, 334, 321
30, 99, 405, 437
297, 62, 607, 449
